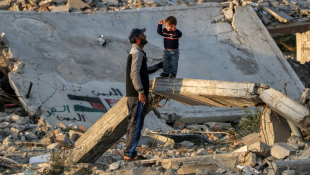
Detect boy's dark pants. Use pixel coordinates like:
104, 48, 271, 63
124, 97, 148, 158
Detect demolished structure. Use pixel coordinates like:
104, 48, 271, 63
1, 2, 310, 175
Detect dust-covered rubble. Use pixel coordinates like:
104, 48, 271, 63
0, 115, 309, 174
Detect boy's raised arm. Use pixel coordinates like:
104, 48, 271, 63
157, 20, 164, 36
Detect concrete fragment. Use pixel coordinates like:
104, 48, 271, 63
69, 130, 83, 141
106, 0, 118, 6
161, 152, 248, 169
248, 141, 271, 155
282, 170, 295, 175
289, 142, 304, 150
25, 132, 37, 140
57, 121, 67, 129
47, 143, 60, 149
0, 122, 9, 129
56, 134, 69, 143
233, 133, 261, 147
177, 164, 218, 174
223, 8, 233, 21
0, 0, 10, 10
271, 159, 310, 175
109, 161, 120, 170
263, 7, 294, 23
204, 122, 231, 130
271, 143, 296, 159
233, 146, 248, 153
197, 149, 208, 155
67, 0, 89, 9
179, 141, 194, 148
173, 120, 184, 129
51, 5, 70, 12
11, 115, 27, 125
39, 0, 50, 7
196, 169, 220, 175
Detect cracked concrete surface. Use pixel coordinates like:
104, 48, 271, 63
0, 4, 305, 128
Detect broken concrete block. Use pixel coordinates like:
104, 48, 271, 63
51, 5, 70, 12
69, 130, 83, 141
12, 61, 25, 74
57, 121, 67, 129
272, 159, 310, 174
197, 149, 208, 155
263, 7, 294, 23
67, 0, 89, 9
196, 169, 220, 175
53, 0, 67, 3
173, 120, 184, 129
25, 132, 37, 140
177, 164, 218, 174
289, 143, 305, 150
233, 133, 261, 147
47, 143, 60, 149
0, 0, 10, 10
233, 145, 248, 153
51, 5, 69, 12
204, 122, 231, 130
179, 141, 194, 149
223, 8, 233, 21
11, 115, 27, 125
0, 122, 9, 129
271, 143, 296, 159
39, 0, 50, 7
239, 152, 256, 167
109, 161, 120, 170
56, 134, 69, 143
248, 141, 271, 155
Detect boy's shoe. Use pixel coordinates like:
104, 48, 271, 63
170, 74, 176, 78
160, 73, 169, 77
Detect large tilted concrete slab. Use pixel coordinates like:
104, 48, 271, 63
152, 78, 310, 133
0, 4, 305, 128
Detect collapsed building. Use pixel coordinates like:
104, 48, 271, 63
0, 2, 310, 175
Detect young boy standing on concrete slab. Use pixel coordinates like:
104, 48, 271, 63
157, 16, 182, 78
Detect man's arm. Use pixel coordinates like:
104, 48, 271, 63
148, 61, 163, 74
130, 51, 144, 94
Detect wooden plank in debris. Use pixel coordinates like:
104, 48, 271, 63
65, 96, 156, 164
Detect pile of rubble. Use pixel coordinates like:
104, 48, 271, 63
0, 113, 309, 174
1, 0, 310, 26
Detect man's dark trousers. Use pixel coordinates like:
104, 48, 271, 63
124, 96, 148, 158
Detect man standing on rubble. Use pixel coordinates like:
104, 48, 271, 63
124, 28, 163, 160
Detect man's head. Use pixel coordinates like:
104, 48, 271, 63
165, 16, 177, 31
128, 28, 148, 46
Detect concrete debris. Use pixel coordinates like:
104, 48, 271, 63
271, 142, 296, 159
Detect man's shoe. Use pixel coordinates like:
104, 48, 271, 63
170, 74, 176, 78
160, 73, 169, 77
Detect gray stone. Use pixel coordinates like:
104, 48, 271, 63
109, 161, 121, 170
272, 159, 310, 174
0, 122, 9, 129
53, 0, 67, 3
248, 141, 271, 154
282, 170, 295, 175
11, 115, 27, 125
25, 132, 37, 140
215, 168, 227, 174
39, 0, 50, 7
271, 143, 296, 159
287, 135, 302, 144
179, 141, 194, 148
197, 149, 208, 155
56, 134, 69, 143
106, 0, 118, 6
223, 8, 233, 21
289, 143, 305, 150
